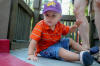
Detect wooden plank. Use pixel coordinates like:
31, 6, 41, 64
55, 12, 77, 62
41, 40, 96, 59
33, 0, 41, 8
39, 14, 90, 22
0, 0, 11, 39
18, 0, 34, 17
32, 0, 41, 28
61, 15, 76, 21
8, 0, 18, 42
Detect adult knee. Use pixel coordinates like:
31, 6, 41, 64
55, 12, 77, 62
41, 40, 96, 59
96, 0, 100, 4
74, 7, 85, 19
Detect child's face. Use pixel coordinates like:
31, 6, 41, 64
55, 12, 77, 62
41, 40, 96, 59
43, 11, 61, 27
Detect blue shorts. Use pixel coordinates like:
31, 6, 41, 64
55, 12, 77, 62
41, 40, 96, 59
40, 38, 70, 60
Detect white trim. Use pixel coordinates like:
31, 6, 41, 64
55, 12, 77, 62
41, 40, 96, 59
41, 38, 59, 41
32, 33, 40, 37
42, 33, 61, 35
34, 28, 42, 32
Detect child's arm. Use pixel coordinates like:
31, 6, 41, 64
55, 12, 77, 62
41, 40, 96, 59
27, 39, 38, 61
69, 19, 82, 33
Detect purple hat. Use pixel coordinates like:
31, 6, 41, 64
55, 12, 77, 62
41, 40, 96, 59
43, 1, 62, 14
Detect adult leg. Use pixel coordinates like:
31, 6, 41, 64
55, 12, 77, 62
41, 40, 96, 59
74, 0, 90, 49
94, 0, 100, 63
94, 0, 100, 40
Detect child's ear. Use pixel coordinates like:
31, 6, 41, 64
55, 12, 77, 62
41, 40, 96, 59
43, 14, 45, 18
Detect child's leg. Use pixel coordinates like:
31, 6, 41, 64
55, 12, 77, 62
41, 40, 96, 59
68, 38, 99, 54
40, 38, 93, 65
58, 48, 93, 66
69, 38, 86, 52
59, 48, 79, 61
58, 38, 94, 65
74, 0, 90, 49
59, 38, 87, 61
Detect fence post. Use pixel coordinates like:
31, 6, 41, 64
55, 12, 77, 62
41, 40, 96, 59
32, 0, 41, 29
0, 0, 11, 39
8, 0, 18, 42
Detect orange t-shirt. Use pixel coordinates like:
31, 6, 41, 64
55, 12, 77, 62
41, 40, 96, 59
30, 20, 69, 56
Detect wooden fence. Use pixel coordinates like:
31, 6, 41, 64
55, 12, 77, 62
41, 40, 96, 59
8, 0, 34, 49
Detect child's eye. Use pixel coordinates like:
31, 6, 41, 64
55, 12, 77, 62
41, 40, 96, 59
45, 14, 49, 17
52, 15, 56, 17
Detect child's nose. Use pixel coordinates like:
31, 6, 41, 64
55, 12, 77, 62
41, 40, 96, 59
48, 16, 53, 20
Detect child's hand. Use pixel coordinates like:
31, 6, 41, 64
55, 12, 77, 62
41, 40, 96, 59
69, 25, 77, 33
69, 19, 82, 33
75, 19, 82, 27
27, 55, 38, 61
